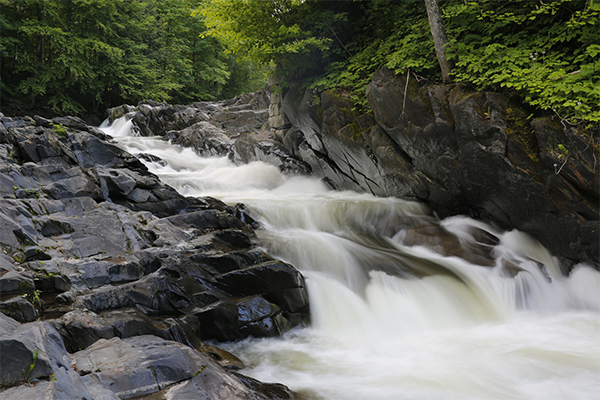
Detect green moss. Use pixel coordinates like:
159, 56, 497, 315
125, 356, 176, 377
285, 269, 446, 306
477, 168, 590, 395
347, 122, 363, 142
50, 123, 68, 137
504, 106, 541, 164
193, 365, 207, 376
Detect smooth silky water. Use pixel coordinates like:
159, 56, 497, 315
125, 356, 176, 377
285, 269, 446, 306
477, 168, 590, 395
102, 117, 600, 400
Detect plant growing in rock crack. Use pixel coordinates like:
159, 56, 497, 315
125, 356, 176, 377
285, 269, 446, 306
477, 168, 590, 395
22, 349, 39, 384
23, 289, 44, 313
50, 123, 68, 137
553, 143, 571, 174
193, 365, 207, 376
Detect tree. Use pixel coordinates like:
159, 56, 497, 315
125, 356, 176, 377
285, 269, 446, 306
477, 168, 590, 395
198, 0, 355, 79
423, 0, 453, 83
0, 0, 266, 117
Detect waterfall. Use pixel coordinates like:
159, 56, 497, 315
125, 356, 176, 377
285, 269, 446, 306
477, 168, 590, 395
101, 118, 600, 400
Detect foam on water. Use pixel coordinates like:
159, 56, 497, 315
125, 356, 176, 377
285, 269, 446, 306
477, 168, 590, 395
101, 117, 600, 400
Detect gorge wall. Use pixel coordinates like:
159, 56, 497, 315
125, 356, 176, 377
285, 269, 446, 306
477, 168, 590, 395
271, 68, 599, 271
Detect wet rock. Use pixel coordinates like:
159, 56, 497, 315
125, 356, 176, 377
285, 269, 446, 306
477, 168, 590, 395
214, 230, 253, 249
193, 295, 293, 341
232, 133, 312, 175
237, 295, 292, 338
0, 316, 93, 399
73, 335, 281, 400
172, 121, 233, 157
214, 261, 306, 297
394, 217, 497, 266
231, 372, 295, 400
1, 103, 310, 399
0, 296, 39, 322
199, 343, 245, 370
133, 102, 210, 137
166, 209, 249, 233
113, 94, 310, 176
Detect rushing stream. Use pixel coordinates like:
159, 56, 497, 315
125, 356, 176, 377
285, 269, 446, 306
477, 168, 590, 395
101, 117, 600, 400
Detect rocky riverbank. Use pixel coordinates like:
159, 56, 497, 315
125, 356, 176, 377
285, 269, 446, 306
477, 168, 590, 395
0, 110, 308, 399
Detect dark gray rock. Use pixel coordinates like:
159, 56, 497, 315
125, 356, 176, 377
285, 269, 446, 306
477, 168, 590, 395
0, 102, 310, 399
232, 133, 311, 175
172, 121, 233, 157
214, 261, 306, 297
0, 296, 39, 322
0, 270, 35, 293
73, 335, 280, 400
51, 309, 116, 353
0, 317, 94, 399
214, 230, 252, 249
0, 311, 22, 336
193, 295, 290, 342
111, 95, 310, 176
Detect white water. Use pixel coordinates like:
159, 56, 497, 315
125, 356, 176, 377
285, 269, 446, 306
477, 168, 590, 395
101, 117, 600, 400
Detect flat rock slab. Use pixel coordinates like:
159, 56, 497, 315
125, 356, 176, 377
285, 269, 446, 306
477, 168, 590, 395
73, 335, 285, 400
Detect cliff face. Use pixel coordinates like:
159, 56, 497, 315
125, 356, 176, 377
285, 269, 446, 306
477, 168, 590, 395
273, 68, 598, 269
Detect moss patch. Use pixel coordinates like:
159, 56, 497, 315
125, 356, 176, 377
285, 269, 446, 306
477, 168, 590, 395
505, 106, 541, 164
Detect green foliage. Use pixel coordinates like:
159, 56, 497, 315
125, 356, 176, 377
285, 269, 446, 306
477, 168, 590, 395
193, 365, 207, 376
50, 123, 67, 136
201, 0, 598, 124
3, 0, 595, 126
444, 0, 600, 124
307, 0, 435, 111
0, 0, 266, 116
198, 0, 340, 79
22, 349, 39, 384
23, 288, 43, 310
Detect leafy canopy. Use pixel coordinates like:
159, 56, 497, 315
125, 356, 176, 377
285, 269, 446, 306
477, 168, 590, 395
200, 0, 599, 124
198, 0, 364, 79
0, 0, 267, 116
445, 0, 600, 124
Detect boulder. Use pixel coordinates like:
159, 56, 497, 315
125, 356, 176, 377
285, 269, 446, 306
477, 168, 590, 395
193, 295, 293, 342
0, 296, 39, 322
72, 335, 286, 400
110, 93, 310, 175
172, 121, 233, 157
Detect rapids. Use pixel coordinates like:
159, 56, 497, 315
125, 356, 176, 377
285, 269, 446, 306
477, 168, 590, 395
101, 117, 600, 400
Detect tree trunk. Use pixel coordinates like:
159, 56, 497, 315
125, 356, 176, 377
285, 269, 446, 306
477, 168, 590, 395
424, 0, 453, 83
36, 4, 46, 65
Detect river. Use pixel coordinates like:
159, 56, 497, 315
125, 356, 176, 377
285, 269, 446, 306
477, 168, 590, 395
101, 117, 600, 400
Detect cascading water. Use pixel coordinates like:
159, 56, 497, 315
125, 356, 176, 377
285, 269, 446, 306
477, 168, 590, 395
101, 117, 600, 400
